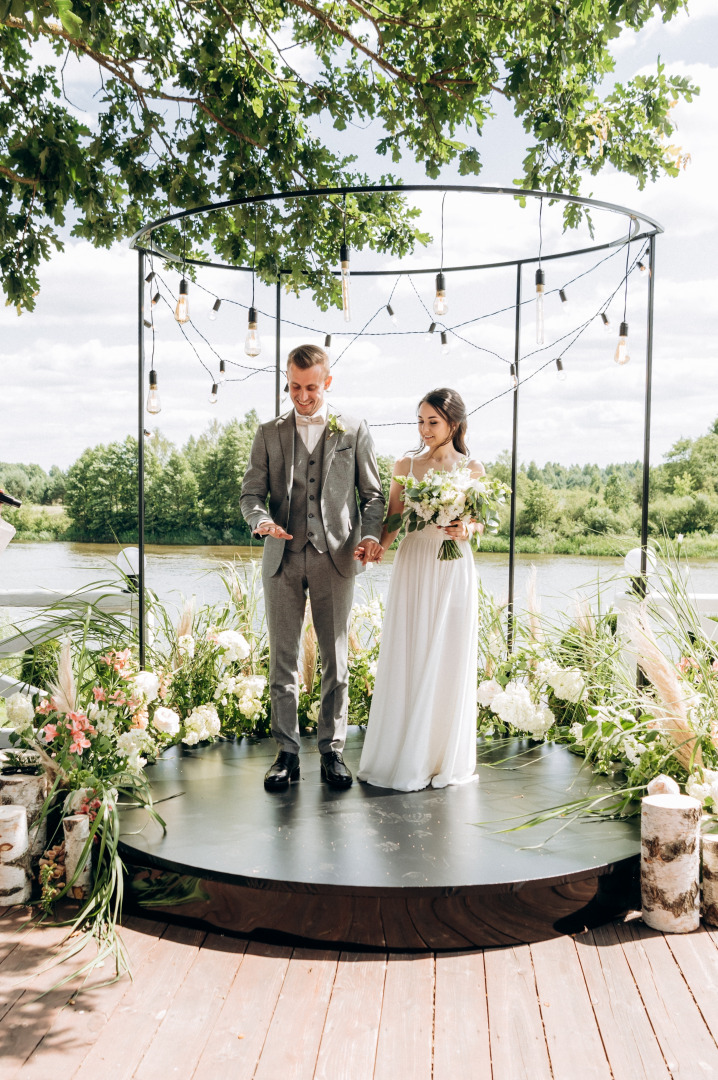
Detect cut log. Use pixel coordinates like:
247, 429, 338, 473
641, 793, 701, 933
63, 814, 92, 899
0, 772, 47, 858
0, 805, 31, 905
701, 833, 718, 926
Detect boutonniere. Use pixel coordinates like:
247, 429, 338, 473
327, 414, 345, 437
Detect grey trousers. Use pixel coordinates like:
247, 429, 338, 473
263, 544, 355, 755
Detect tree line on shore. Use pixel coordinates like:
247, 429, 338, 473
3, 414, 718, 556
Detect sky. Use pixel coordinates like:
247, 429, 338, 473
2, 2, 717, 475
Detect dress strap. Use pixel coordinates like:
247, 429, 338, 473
408, 455, 415, 478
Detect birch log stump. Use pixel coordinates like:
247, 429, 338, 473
701, 834, 718, 926
63, 814, 92, 900
641, 793, 701, 933
0, 806, 31, 906
0, 773, 47, 860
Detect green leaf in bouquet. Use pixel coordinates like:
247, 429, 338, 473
383, 512, 402, 532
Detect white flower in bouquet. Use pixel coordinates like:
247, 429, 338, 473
623, 735, 647, 765
490, 682, 534, 726
88, 704, 115, 736
183, 703, 221, 745
524, 704, 555, 739
116, 728, 151, 770
153, 706, 181, 736
237, 694, 264, 720
477, 678, 502, 708
547, 667, 586, 703
6, 692, 35, 731
178, 634, 196, 659
686, 769, 718, 806
214, 630, 250, 662
243, 674, 266, 697
132, 671, 160, 702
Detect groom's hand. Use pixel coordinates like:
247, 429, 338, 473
255, 522, 293, 540
354, 539, 383, 565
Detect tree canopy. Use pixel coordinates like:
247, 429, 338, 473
0, 0, 697, 311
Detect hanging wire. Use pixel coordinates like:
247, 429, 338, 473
538, 197, 543, 268
251, 207, 257, 307
440, 191, 447, 270
622, 226, 632, 322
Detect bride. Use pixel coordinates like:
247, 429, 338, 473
357, 388, 484, 792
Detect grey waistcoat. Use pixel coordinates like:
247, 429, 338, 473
286, 428, 328, 553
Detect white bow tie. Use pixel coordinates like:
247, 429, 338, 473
296, 413, 325, 426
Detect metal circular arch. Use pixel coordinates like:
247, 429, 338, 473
129, 183, 663, 277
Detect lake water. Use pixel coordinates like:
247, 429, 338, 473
2, 541, 717, 622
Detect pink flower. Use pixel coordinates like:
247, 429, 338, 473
110, 690, 127, 707
69, 733, 91, 754
100, 648, 132, 672
92, 686, 107, 702
678, 657, 699, 674
43, 724, 58, 742
712, 659, 718, 673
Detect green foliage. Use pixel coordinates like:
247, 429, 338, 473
0, 0, 697, 310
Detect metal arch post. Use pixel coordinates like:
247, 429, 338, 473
640, 234, 657, 585
275, 274, 282, 417
507, 262, 522, 653
137, 249, 146, 669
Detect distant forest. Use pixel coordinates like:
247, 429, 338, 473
3, 414, 718, 556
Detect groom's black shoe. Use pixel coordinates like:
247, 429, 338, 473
264, 751, 300, 791
320, 751, 353, 789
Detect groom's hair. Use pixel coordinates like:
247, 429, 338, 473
287, 344, 330, 375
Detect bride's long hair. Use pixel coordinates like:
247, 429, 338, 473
411, 388, 469, 456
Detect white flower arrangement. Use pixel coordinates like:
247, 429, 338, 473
132, 671, 160, 702
488, 681, 555, 739
214, 672, 266, 720
152, 706, 181, 736
5, 692, 35, 732
535, 659, 586, 703
213, 630, 250, 663
477, 678, 502, 708
182, 703, 221, 745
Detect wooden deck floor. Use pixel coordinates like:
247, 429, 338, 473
3, 907, 718, 1079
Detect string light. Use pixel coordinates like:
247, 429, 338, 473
555, 358, 566, 381
615, 321, 630, 365
144, 270, 156, 284
440, 331, 449, 354
559, 289, 568, 306
510, 363, 518, 389
151, 290, 160, 306
209, 383, 218, 404
601, 311, 611, 331
427, 321, 437, 336
433, 193, 448, 316
174, 223, 190, 323
535, 198, 545, 344
209, 298, 221, 321
219, 359, 226, 384
146, 369, 161, 414
386, 302, 398, 325
245, 210, 261, 355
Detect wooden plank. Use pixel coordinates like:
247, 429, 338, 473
134, 934, 246, 1080
373, 953, 434, 1080
484, 943, 552, 1080
530, 935, 611, 1079
615, 919, 718, 1075
71, 924, 206, 1080
9, 917, 164, 1080
433, 950, 491, 1080
576, 922, 670, 1080
0, 910, 43, 967
664, 925, 718, 1033
0, 919, 74, 1025
314, 951, 387, 1080
253, 948, 338, 1080
191, 942, 292, 1080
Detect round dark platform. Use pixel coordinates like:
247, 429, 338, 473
119, 730, 640, 949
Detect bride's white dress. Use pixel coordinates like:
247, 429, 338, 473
357, 459, 479, 792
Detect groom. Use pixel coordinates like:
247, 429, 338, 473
240, 344, 385, 791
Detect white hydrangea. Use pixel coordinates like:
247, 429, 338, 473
214, 630, 250, 663
477, 678, 502, 708
152, 706, 181, 736
490, 682, 534, 727
548, 667, 586, 703
88, 704, 115, 736
178, 634, 196, 659
183, 703, 221, 745
686, 768, 718, 807
116, 728, 151, 770
570, 722, 584, 742
6, 692, 35, 731
524, 704, 555, 739
132, 671, 160, 702
215, 673, 266, 720
623, 735, 647, 766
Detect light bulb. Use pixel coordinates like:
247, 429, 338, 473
340, 243, 351, 322
209, 383, 218, 404
427, 321, 437, 337
143, 318, 152, 329
324, 334, 332, 348
174, 278, 190, 323
209, 298, 222, 321
638, 260, 649, 275
614, 321, 630, 365
535, 268, 545, 345
559, 288, 568, 306
146, 369, 161, 414
555, 358, 567, 381
245, 306, 261, 357
433, 272, 448, 316
386, 302, 398, 326
144, 270, 156, 284
510, 363, 518, 389
219, 359, 226, 384
440, 331, 449, 354
601, 311, 611, 332
151, 290, 160, 306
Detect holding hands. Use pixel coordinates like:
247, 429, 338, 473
354, 539, 384, 565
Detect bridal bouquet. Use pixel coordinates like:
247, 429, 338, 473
385, 463, 510, 560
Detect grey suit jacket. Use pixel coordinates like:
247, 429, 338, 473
240, 410, 385, 578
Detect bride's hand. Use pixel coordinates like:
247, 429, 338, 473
442, 520, 469, 540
